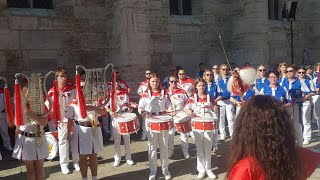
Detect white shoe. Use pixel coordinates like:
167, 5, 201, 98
197, 172, 206, 179
183, 152, 190, 159
126, 159, 134, 166
141, 133, 147, 140
164, 172, 172, 180
61, 166, 70, 174
219, 135, 226, 141
303, 139, 310, 145
113, 160, 120, 167
109, 136, 114, 141
206, 170, 217, 179
73, 163, 80, 171
149, 173, 156, 180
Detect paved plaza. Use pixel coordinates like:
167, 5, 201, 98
1, 130, 320, 180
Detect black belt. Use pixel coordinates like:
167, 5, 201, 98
19, 131, 39, 138
151, 112, 166, 116
221, 97, 230, 100
75, 120, 100, 127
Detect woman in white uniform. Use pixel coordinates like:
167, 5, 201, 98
65, 72, 106, 180
138, 73, 174, 180
12, 82, 49, 180
184, 78, 219, 179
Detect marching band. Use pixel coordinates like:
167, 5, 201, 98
1, 62, 320, 180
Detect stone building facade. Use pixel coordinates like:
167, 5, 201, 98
0, 0, 319, 95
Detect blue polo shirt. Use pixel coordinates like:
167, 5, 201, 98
206, 82, 221, 99
232, 89, 255, 102
255, 77, 270, 92
217, 76, 231, 99
260, 85, 291, 104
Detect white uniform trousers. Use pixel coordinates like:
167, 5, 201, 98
168, 128, 188, 155
0, 112, 12, 150
287, 104, 303, 145
112, 121, 132, 161
194, 131, 214, 173
302, 100, 312, 141
58, 122, 79, 167
312, 95, 320, 131
218, 100, 235, 137
147, 131, 169, 175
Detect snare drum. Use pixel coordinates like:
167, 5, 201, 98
115, 112, 139, 135
146, 115, 173, 133
45, 131, 58, 160
173, 112, 192, 133
191, 116, 218, 133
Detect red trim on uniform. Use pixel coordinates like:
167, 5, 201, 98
4, 87, 14, 127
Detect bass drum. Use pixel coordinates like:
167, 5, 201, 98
45, 131, 58, 160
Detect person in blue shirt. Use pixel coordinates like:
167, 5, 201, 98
195, 63, 205, 79
203, 69, 222, 151
282, 65, 303, 146
216, 64, 235, 141
254, 64, 270, 93
297, 66, 316, 145
312, 63, 320, 137
278, 62, 288, 86
230, 88, 255, 117
259, 70, 292, 108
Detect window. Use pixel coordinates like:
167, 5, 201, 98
7, 0, 53, 9
170, 0, 192, 15
268, 0, 279, 20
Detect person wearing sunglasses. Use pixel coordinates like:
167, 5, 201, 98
212, 65, 220, 82
281, 65, 303, 145
278, 62, 288, 86
297, 67, 315, 145
177, 68, 195, 97
254, 64, 270, 93
216, 64, 234, 141
166, 75, 190, 159
137, 69, 152, 140
107, 68, 131, 93
162, 68, 176, 90
203, 69, 222, 151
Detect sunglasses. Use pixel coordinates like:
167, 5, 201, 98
259, 69, 266, 72
287, 70, 294, 73
206, 74, 213, 76
212, 68, 218, 70
169, 81, 177, 83
146, 73, 151, 75
298, 71, 305, 74
221, 69, 228, 71
179, 73, 185, 75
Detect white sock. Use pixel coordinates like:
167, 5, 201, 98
92, 176, 97, 180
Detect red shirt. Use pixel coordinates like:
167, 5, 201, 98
229, 147, 320, 180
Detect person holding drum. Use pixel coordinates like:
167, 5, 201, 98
184, 78, 219, 179
108, 78, 138, 167
166, 75, 190, 159
65, 71, 105, 180
46, 67, 80, 174
12, 79, 49, 180
137, 69, 152, 140
138, 73, 175, 180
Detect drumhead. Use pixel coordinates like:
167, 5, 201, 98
147, 115, 172, 122
115, 113, 137, 122
45, 132, 58, 160
192, 116, 216, 122
173, 111, 192, 123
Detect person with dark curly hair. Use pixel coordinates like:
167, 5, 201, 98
227, 95, 320, 180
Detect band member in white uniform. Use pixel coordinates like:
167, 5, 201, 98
12, 81, 49, 180
138, 73, 174, 180
0, 90, 14, 152
297, 66, 315, 145
137, 69, 151, 140
108, 78, 137, 167
177, 68, 195, 97
65, 72, 105, 180
46, 67, 80, 174
184, 78, 219, 179
216, 64, 234, 140
166, 75, 190, 159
